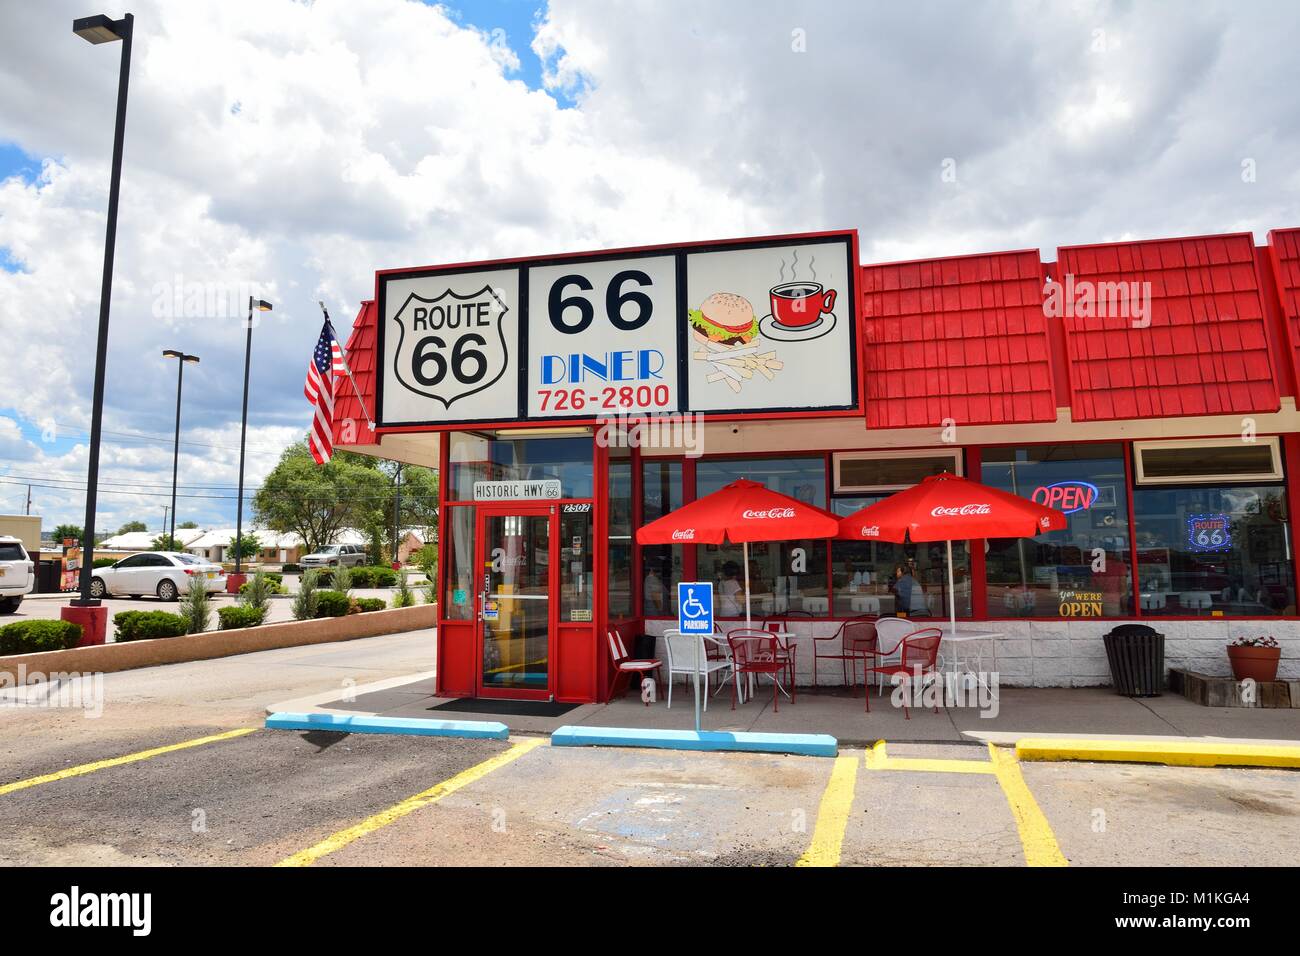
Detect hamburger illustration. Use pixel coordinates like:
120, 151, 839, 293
688, 292, 759, 346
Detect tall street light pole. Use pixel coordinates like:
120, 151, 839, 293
163, 350, 199, 546
66, 13, 134, 644
232, 297, 272, 588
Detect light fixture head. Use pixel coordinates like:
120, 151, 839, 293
72, 14, 129, 44
162, 349, 182, 359
254, 299, 273, 312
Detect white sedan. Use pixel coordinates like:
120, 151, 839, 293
89, 551, 226, 601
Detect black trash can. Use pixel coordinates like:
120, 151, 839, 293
1102, 624, 1165, 697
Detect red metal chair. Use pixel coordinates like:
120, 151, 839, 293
863, 627, 942, 718
839, 618, 879, 693
814, 614, 876, 688
606, 629, 663, 704
763, 610, 810, 697
727, 629, 787, 713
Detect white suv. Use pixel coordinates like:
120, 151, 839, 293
299, 544, 367, 569
0, 536, 35, 614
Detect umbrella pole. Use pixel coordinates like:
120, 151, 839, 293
947, 538, 957, 637
743, 540, 752, 628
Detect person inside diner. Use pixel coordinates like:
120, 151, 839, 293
719, 560, 746, 617
892, 563, 930, 617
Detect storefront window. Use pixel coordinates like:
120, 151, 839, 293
1132, 483, 1295, 616
641, 460, 683, 616
448, 432, 594, 500
608, 450, 634, 618
696, 456, 829, 617
831, 496, 971, 618
982, 444, 1131, 617
441, 506, 475, 621
560, 508, 594, 623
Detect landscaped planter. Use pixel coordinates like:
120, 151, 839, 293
1227, 644, 1282, 683
0, 602, 436, 683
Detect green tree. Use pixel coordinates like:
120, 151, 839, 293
178, 520, 199, 529
382, 463, 439, 564
117, 520, 147, 534
51, 524, 83, 545
229, 532, 261, 561
253, 442, 389, 556
153, 533, 182, 551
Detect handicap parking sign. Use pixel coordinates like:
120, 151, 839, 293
677, 582, 713, 634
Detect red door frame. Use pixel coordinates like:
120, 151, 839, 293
474, 502, 560, 701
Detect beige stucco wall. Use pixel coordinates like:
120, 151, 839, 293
0, 515, 41, 555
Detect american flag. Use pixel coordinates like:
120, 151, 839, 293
304, 321, 345, 464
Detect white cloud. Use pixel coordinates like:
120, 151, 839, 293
1, 0, 1298, 531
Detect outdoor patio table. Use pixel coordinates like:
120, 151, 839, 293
932, 626, 1004, 690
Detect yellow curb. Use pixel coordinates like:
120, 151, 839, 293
988, 744, 1068, 867
1015, 738, 1300, 769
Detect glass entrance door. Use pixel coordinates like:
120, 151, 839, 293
478, 508, 554, 697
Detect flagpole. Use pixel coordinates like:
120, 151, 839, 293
319, 301, 375, 431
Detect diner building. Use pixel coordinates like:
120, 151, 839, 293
330, 227, 1300, 702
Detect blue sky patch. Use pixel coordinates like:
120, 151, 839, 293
432, 0, 577, 107
0, 141, 41, 185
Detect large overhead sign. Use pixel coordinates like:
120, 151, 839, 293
375, 231, 859, 427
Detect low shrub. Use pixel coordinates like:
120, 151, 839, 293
113, 610, 189, 642
281, 563, 300, 574
354, 597, 386, 612
292, 569, 321, 621
313, 568, 334, 588
92, 557, 118, 569
0, 619, 82, 654
239, 579, 287, 596
371, 567, 398, 588
179, 574, 212, 634
266, 572, 283, 585
391, 574, 415, 609
217, 605, 268, 630
349, 566, 376, 588
314, 590, 352, 618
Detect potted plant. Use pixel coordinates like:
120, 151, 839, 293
1227, 636, 1281, 683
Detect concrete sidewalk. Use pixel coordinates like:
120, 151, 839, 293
268, 675, 1300, 746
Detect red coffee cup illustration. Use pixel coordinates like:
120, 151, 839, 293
761, 281, 838, 341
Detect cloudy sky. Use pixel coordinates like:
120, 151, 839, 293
0, 0, 1297, 534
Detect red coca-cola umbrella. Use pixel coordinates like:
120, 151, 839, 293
837, 473, 1068, 635
637, 478, 839, 626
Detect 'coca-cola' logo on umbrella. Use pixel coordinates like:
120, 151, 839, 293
671, 528, 695, 540
742, 507, 796, 519
930, 503, 992, 517
859, 525, 881, 537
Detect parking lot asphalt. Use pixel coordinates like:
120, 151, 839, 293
1, 633, 1297, 867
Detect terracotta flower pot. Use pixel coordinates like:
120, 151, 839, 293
1226, 644, 1281, 683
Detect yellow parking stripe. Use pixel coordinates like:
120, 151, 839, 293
864, 739, 994, 774
988, 744, 1067, 867
276, 736, 546, 867
795, 754, 859, 867
0, 727, 257, 797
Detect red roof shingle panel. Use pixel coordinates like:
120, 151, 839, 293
1267, 228, 1300, 398
1058, 234, 1279, 422
861, 249, 1057, 429
332, 300, 377, 445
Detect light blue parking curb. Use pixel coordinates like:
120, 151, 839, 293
551, 725, 837, 757
265, 712, 509, 740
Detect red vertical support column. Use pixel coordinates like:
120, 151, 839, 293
594, 437, 610, 700
1123, 442, 1143, 619
682, 455, 697, 582
966, 446, 987, 621
1283, 434, 1300, 611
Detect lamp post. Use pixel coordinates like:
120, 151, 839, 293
65, 12, 134, 645
231, 297, 272, 588
163, 350, 199, 546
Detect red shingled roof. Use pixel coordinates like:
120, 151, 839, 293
1268, 228, 1300, 398
1058, 234, 1279, 422
859, 249, 1057, 428
332, 299, 377, 444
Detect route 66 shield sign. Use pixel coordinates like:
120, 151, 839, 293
391, 285, 510, 409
